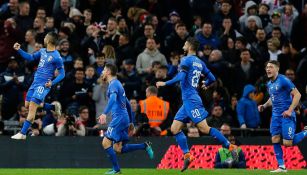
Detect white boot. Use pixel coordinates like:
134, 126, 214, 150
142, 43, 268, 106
52, 101, 62, 117
270, 166, 287, 173
11, 132, 26, 140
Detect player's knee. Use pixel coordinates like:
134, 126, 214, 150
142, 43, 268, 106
271, 136, 281, 143
198, 126, 210, 134
283, 141, 293, 147
113, 145, 122, 154
170, 126, 180, 135
102, 138, 112, 149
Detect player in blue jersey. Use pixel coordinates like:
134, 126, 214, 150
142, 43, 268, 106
258, 60, 306, 173
11, 32, 65, 140
156, 37, 237, 172
97, 63, 154, 174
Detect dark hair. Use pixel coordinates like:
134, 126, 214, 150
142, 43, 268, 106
78, 106, 89, 114
221, 0, 232, 5
272, 26, 282, 32
75, 68, 85, 73
46, 32, 58, 45
96, 52, 105, 58
158, 65, 168, 70
105, 63, 118, 76
120, 33, 130, 41
186, 37, 200, 51
236, 36, 247, 46
147, 86, 158, 94
266, 60, 280, 67
85, 65, 95, 70
240, 48, 250, 54
176, 22, 186, 29
17, 102, 25, 111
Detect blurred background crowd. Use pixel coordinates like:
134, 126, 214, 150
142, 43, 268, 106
0, 0, 306, 137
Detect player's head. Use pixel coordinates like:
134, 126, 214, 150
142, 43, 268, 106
102, 63, 117, 81
44, 32, 58, 46
266, 60, 280, 79
183, 37, 200, 53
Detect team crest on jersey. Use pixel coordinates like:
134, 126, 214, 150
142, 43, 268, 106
275, 85, 278, 91
48, 56, 53, 62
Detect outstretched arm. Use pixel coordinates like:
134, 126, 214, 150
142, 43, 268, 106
156, 71, 186, 87
14, 43, 40, 61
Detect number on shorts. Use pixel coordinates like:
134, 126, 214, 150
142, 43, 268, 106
192, 70, 201, 88
191, 109, 201, 118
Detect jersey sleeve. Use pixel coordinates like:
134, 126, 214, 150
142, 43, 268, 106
282, 76, 295, 92
179, 57, 189, 72
55, 56, 64, 70
109, 82, 119, 95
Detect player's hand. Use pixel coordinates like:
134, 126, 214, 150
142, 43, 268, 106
240, 124, 247, 129
128, 123, 135, 136
156, 81, 166, 88
201, 81, 208, 90
45, 79, 52, 88
97, 114, 107, 124
13, 43, 21, 51
282, 109, 292, 118
258, 105, 264, 112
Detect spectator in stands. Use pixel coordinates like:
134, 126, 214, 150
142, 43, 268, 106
102, 45, 116, 64
258, 3, 270, 28
65, 58, 84, 80
227, 95, 238, 125
0, 0, 19, 20
167, 51, 180, 78
53, 0, 71, 28
58, 39, 76, 71
103, 17, 120, 48
251, 28, 269, 68
59, 68, 92, 115
92, 74, 108, 118
213, 0, 237, 31
164, 22, 189, 57
214, 135, 246, 168
45, 17, 57, 33
280, 4, 298, 38
134, 23, 158, 55
187, 126, 200, 138
220, 123, 231, 136
74, 106, 90, 136
14, 1, 33, 37
242, 15, 262, 43
33, 16, 47, 44
290, 3, 307, 52
207, 105, 233, 128
239, 1, 260, 32
92, 53, 105, 75
115, 34, 134, 68
217, 17, 238, 45
265, 11, 286, 36
131, 98, 151, 136
139, 86, 171, 136
136, 38, 167, 75
267, 37, 281, 61
236, 84, 261, 129
195, 22, 220, 49
21, 29, 37, 53
13, 103, 28, 126
233, 49, 259, 96
36, 7, 46, 18
84, 65, 98, 88
0, 57, 26, 120
117, 59, 141, 99
82, 9, 92, 28
162, 11, 181, 40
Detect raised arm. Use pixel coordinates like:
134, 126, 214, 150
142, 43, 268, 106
14, 43, 40, 61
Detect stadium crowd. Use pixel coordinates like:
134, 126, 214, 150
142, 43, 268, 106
0, 0, 306, 137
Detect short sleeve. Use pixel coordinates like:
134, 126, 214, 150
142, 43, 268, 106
179, 57, 189, 72
282, 76, 295, 92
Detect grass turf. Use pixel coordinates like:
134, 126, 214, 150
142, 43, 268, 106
0, 169, 306, 175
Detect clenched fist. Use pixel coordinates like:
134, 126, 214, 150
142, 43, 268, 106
13, 43, 21, 51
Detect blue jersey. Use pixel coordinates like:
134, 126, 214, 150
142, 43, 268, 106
107, 79, 129, 120
267, 74, 296, 117
29, 49, 63, 85
179, 55, 212, 103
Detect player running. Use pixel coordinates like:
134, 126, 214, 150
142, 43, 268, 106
156, 37, 237, 172
11, 32, 64, 140
97, 63, 154, 174
258, 60, 307, 173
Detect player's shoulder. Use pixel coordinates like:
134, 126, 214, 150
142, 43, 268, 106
278, 74, 291, 83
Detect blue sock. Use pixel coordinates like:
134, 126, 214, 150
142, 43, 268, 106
209, 128, 230, 148
293, 130, 307, 145
175, 131, 189, 154
105, 147, 120, 172
121, 143, 146, 153
43, 103, 55, 112
20, 120, 32, 135
273, 143, 284, 166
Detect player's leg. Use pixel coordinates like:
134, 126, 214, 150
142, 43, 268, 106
42, 101, 62, 117
196, 119, 233, 149
102, 137, 121, 174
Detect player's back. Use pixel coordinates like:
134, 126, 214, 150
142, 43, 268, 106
33, 49, 63, 84
180, 55, 206, 103
107, 79, 129, 122
267, 74, 295, 117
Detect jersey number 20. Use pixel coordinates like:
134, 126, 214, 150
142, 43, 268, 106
192, 70, 201, 88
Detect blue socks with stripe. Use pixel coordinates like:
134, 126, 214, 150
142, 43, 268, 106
273, 143, 284, 167
175, 131, 189, 154
20, 120, 32, 135
105, 147, 120, 172
209, 128, 230, 148
293, 130, 307, 145
121, 143, 146, 153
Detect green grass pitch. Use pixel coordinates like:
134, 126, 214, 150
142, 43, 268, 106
0, 169, 306, 175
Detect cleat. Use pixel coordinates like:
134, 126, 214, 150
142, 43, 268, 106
145, 141, 154, 159
11, 132, 26, 140
104, 169, 121, 174
270, 167, 287, 173
181, 153, 194, 172
228, 144, 238, 152
52, 101, 62, 117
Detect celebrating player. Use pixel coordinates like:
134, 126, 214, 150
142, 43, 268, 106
11, 32, 64, 140
258, 60, 306, 173
97, 63, 154, 174
156, 37, 237, 172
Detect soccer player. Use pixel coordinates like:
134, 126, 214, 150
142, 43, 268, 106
98, 63, 154, 174
156, 37, 237, 172
11, 32, 65, 139
258, 60, 306, 173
